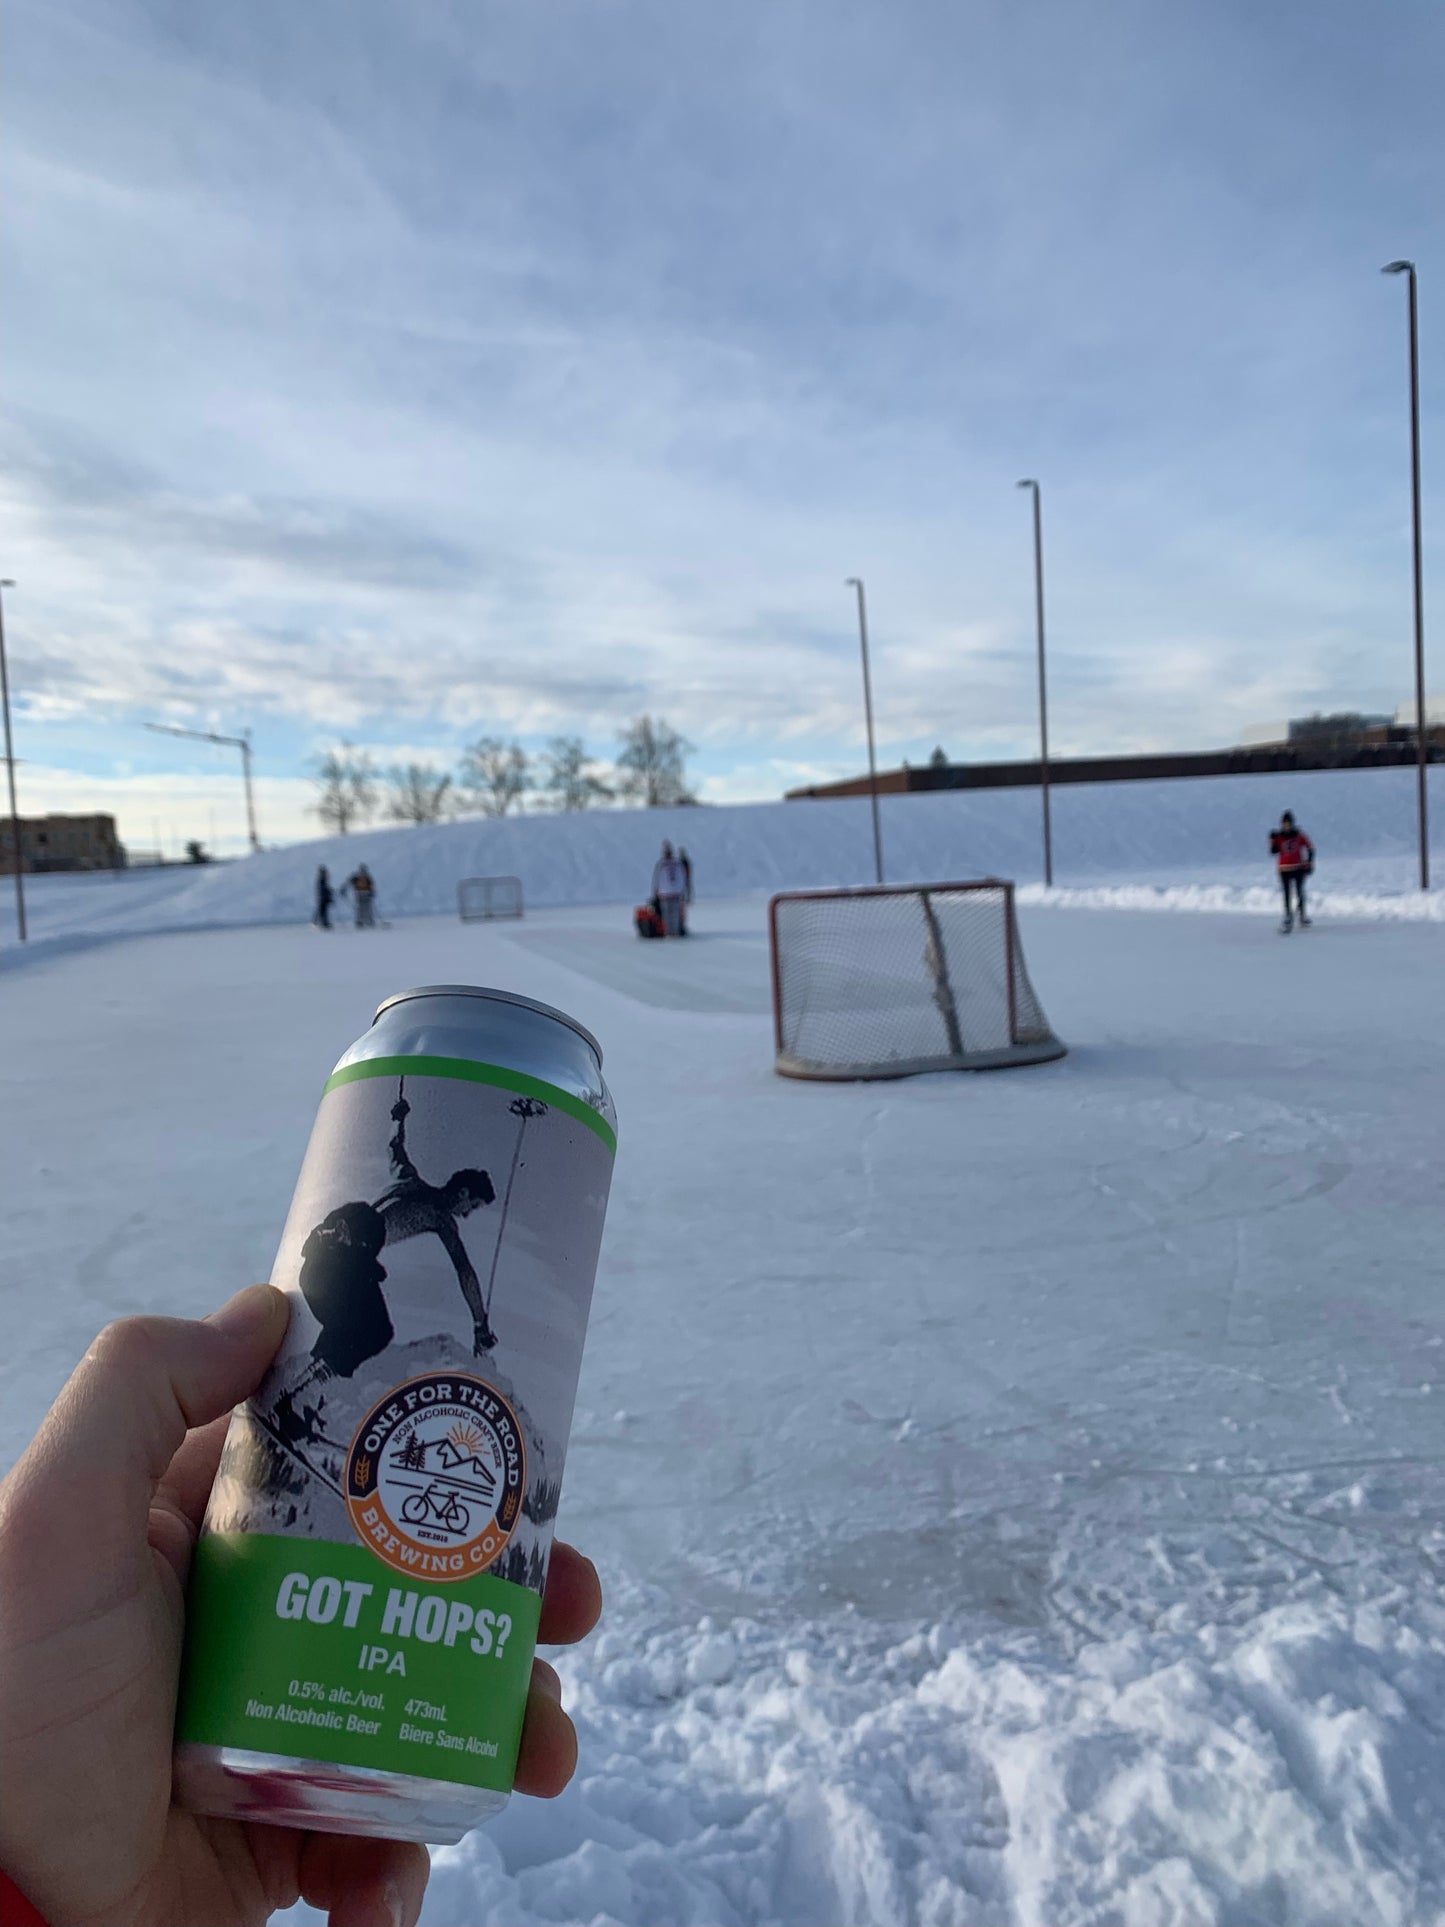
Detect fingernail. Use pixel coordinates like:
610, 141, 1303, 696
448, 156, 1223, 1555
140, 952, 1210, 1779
531, 1661, 563, 1702
344, 1887, 405, 1927
207, 1283, 287, 1340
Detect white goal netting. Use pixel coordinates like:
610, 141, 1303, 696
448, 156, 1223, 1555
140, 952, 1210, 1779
770, 880, 1064, 1079
457, 875, 524, 922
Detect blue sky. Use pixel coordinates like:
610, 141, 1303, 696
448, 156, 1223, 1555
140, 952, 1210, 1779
3, 0, 1441, 852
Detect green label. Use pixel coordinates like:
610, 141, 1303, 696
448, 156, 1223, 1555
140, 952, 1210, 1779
178, 1533, 542, 1791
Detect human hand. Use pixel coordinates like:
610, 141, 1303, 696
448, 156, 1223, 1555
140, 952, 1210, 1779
0, 1286, 603, 1927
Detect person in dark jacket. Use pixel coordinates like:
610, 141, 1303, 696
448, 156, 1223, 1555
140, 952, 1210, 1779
1269, 811, 1315, 933
340, 862, 377, 928
313, 865, 334, 929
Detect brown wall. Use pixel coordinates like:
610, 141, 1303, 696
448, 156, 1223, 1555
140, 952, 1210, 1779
0, 813, 127, 874
787, 735, 1445, 801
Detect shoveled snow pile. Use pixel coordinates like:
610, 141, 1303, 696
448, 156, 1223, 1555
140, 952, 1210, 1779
2, 762, 1442, 959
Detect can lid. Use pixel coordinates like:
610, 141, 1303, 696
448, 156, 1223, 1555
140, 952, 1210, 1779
371, 984, 604, 1066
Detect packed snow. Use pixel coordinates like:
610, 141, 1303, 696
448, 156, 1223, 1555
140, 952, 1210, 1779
2, 772, 1443, 1925
2, 763, 1444, 962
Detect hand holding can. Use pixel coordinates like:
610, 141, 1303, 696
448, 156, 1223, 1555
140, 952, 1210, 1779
173, 985, 617, 1843
0, 1281, 602, 1927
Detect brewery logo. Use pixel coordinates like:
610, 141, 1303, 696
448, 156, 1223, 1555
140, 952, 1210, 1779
344, 1371, 526, 1581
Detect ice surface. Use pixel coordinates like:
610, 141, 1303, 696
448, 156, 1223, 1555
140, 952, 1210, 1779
2, 800, 1443, 1923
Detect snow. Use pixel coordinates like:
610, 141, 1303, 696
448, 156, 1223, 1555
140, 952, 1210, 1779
2, 761, 1444, 958
2, 776, 1444, 1925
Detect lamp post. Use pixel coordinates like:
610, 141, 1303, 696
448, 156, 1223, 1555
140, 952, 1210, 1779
0, 579, 26, 942
845, 576, 885, 884
1016, 480, 1054, 887
1382, 260, 1429, 891
145, 722, 260, 852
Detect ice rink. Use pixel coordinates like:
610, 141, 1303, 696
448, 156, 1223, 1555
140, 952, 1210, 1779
3, 895, 1443, 1925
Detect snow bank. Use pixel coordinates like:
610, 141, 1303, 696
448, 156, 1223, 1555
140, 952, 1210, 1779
420, 1586, 1445, 1927
2, 762, 1442, 954
1021, 878, 1445, 922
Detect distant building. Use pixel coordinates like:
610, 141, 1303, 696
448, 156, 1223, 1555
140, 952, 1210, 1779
0, 813, 126, 875
1244, 707, 1445, 747
1287, 711, 1392, 745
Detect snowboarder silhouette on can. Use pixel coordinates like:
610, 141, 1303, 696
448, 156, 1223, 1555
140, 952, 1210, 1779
295, 1087, 497, 1384
1269, 810, 1314, 933
375, 1094, 497, 1352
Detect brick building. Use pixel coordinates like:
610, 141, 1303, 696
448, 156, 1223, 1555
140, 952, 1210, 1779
0, 813, 126, 874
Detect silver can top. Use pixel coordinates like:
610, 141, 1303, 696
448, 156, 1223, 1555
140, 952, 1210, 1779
372, 984, 603, 1067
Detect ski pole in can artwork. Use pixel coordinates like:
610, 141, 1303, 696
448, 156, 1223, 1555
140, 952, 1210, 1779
174, 985, 617, 1843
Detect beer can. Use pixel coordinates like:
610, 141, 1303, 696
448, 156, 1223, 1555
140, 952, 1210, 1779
173, 984, 616, 1843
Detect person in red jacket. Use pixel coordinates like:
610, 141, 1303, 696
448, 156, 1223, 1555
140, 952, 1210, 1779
1269, 810, 1315, 932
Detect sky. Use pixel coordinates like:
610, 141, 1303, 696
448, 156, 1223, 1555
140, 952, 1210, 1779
3, 0, 1443, 854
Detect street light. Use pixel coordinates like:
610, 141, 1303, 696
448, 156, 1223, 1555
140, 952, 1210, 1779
0, 579, 26, 942
145, 721, 260, 852
1381, 260, 1429, 891
1016, 479, 1054, 887
845, 577, 885, 884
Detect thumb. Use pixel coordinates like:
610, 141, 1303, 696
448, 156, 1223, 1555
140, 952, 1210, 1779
0, 1286, 291, 1615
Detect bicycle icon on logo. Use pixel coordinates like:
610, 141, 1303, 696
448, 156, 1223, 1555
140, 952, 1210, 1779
399, 1483, 472, 1534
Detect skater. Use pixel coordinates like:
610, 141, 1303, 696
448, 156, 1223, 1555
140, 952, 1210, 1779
0, 1285, 602, 1927
1269, 810, 1315, 932
341, 861, 377, 928
652, 840, 688, 937
679, 846, 694, 905
312, 864, 334, 929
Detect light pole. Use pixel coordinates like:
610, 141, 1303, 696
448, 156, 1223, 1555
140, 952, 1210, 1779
1382, 260, 1429, 891
1016, 479, 1054, 886
0, 579, 26, 942
145, 722, 260, 853
846, 576, 885, 884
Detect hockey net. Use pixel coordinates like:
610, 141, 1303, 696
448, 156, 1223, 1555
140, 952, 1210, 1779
770, 880, 1064, 1079
457, 875, 524, 921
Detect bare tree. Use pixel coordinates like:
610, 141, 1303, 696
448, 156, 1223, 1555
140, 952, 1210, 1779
385, 762, 453, 824
615, 715, 695, 808
541, 736, 613, 812
458, 737, 531, 817
312, 743, 378, 835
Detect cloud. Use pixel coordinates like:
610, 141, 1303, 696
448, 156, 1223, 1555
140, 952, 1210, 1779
3, 0, 1442, 826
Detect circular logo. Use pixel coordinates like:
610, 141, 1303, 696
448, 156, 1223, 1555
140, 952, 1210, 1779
344, 1372, 527, 1582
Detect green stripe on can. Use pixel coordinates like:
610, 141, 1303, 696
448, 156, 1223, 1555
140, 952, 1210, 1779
325, 1054, 617, 1154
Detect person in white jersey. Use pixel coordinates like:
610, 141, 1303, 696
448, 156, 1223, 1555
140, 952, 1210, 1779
652, 840, 688, 937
